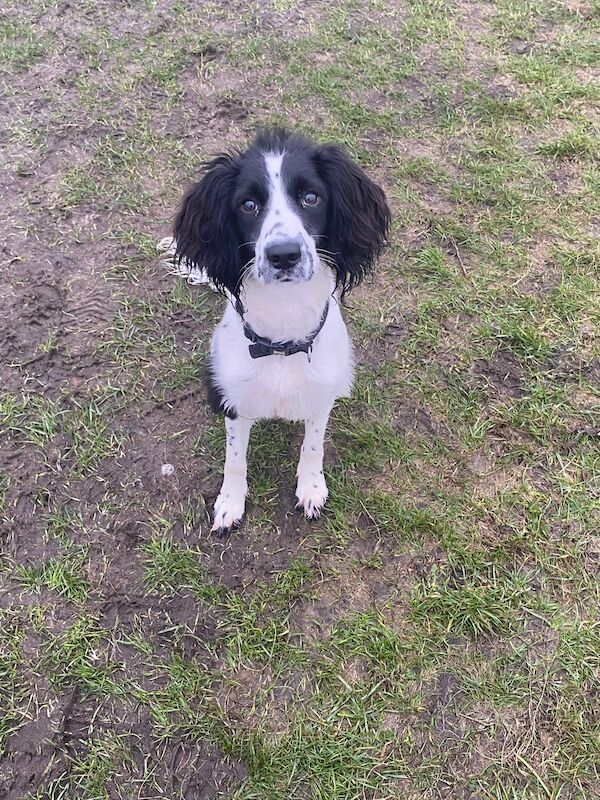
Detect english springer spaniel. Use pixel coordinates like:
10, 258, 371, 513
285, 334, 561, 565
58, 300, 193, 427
174, 130, 390, 534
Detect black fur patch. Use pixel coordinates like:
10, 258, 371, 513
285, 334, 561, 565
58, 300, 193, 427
203, 359, 237, 418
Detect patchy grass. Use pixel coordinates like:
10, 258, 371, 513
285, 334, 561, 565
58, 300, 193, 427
1, 0, 599, 798
410, 568, 529, 637
15, 556, 90, 603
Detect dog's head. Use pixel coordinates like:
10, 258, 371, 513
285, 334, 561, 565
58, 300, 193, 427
173, 129, 390, 298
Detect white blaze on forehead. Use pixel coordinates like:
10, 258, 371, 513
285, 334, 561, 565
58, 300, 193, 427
262, 151, 304, 243
253, 149, 320, 283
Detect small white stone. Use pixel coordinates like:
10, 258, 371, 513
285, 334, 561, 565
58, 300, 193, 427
161, 463, 175, 476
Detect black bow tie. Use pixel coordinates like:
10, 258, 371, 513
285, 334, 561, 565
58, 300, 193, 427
236, 300, 330, 360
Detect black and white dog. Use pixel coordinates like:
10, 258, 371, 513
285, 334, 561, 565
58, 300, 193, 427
174, 130, 390, 533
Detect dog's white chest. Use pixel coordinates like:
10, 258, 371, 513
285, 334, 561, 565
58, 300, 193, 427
211, 302, 353, 422
244, 355, 334, 421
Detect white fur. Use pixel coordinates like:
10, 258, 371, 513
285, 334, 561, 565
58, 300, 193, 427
213, 272, 352, 423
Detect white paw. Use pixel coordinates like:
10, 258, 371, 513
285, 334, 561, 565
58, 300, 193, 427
212, 490, 246, 533
295, 474, 328, 519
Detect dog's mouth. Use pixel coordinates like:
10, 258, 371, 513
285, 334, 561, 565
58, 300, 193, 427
255, 251, 315, 285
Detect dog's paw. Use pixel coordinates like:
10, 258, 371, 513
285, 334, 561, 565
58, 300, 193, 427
295, 475, 328, 519
212, 492, 246, 534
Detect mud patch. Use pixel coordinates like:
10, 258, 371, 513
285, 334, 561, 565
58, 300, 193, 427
3, 698, 246, 800
0, 693, 74, 800
472, 350, 524, 399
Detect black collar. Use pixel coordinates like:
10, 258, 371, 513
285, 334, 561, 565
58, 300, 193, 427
235, 299, 330, 360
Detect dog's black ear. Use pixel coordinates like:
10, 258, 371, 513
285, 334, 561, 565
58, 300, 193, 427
316, 145, 390, 297
173, 154, 241, 295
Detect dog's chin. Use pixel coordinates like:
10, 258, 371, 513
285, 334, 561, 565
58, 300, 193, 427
255, 261, 314, 285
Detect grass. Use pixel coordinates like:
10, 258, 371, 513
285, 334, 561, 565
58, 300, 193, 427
410, 568, 528, 638
1, 0, 599, 798
15, 556, 90, 603
0, 615, 27, 751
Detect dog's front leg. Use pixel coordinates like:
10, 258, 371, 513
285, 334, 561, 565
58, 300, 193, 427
295, 406, 332, 518
212, 416, 253, 533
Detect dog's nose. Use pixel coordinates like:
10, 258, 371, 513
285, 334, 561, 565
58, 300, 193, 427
265, 241, 302, 270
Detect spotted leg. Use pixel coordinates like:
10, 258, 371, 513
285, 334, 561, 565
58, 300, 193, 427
212, 416, 253, 533
295, 406, 332, 518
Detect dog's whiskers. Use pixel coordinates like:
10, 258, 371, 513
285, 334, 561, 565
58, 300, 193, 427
316, 249, 339, 271
236, 257, 256, 288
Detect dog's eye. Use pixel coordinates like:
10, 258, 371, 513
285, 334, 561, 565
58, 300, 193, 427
241, 199, 258, 214
301, 191, 319, 207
